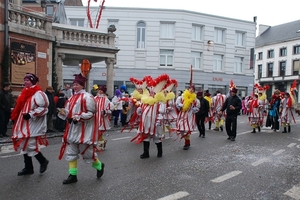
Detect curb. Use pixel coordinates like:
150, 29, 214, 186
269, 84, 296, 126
0, 127, 123, 146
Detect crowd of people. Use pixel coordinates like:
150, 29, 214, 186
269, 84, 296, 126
0, 72, 298, 185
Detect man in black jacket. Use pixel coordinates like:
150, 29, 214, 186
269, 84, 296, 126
0, 82, 14, 137
195, 91, 209, 138
220, 88, 241, 141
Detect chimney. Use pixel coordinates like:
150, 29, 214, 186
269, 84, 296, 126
258, 24, 271, 36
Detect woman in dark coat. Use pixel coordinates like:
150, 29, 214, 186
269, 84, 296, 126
55, 92, 66, 132
266, 90, 281, 131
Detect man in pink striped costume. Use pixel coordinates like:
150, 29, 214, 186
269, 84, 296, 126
133, 74, 169, 159
94, 85, 114, 150
176, 85, 200, 150
58, 73, 104, 184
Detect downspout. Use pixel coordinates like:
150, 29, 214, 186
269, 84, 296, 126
4, 0, 9, 48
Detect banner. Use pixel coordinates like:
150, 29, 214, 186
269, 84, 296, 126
10, 39, 36, 85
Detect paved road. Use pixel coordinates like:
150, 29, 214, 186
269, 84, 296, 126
1, 115, 300, 200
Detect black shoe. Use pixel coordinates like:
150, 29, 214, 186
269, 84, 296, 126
0, 135, 3, 138
201, 135, 205, 138
63, 175, 78, 184
199, 133, 202, 137
140, 152, 149, 159
17, 168, 34, 176
2, 133, 9, 137
183, 145, 190, 150
40, 159, 49, 173
213, 128, 219, 131
227, 136, 232, 140
220, 126, 223, 131
231, 137, 235, 141
97, 163, 105, 178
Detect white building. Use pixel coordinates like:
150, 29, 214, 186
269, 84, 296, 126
64, 6, 256, 97
255, 20, 300, 101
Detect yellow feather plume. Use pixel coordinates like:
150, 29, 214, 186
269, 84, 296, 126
182, 89, 196, 112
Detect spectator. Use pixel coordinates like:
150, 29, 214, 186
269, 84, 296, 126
55, 92, 66, 132
61, 83, 73, 99
0, 82, 14, 137
112, 89, 122, 127
45, 86, 56, 133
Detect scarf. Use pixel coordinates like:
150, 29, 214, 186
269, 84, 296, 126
11, 85, 42, 122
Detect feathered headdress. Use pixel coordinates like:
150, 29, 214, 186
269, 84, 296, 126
229, 79, 236, 91
164, 79, 178, 92
254, 83, 270, 94
147, 74, 169, 94
289, 80, 297, 107
129, 77, 147, 90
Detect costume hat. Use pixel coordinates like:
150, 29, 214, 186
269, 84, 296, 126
73, 73, 87, 86
24, 73, 39, 85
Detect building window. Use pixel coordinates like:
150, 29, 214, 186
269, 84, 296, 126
214, 28, 224, 43
160, 50, 173, 67
136, 21, 146, 49
160, 23, 174, 38
46, 5, 54, 16
279, 61, 286, 76
280, 48, 287, 57
258, 52, 263, 60
192, 25, 202, 41
267, 50, 274, 58
293, 59, 300, 75
191, 51, 201, 69
267, 63, 273, 77
234, 57, 243, 73
293, 45, 300, 54
70, 18, 84, 27
213, 54, 223, 71
258, 64, 262, 79
235, 32, 244, 46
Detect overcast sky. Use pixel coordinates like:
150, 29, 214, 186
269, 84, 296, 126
81, 0, 299, 26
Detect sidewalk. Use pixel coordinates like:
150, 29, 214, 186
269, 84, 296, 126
0, 123, 124, 145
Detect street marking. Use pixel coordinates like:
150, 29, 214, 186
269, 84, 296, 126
272, 149, 285, 155
287, 143, 297, 148
284, 186, 300, 200
237, 131, 251, 135
157, 191, 189, 200
112, 136, 132, 141
0, 145, 45, 155
251, 158, 269, 166
1, 154, 21, 158
211, 171, 242, 183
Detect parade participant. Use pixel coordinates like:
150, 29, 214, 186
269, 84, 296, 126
123, 76, 149, 132
176, 85, 200, 150
132, 74, 169, 158
94, 85, 114, 151
248, 94, 261, 133
58, 73, 104, 184
11, 73, 49, 176
163, 79, 178, 138
280, 81, 297, 133
266, 89, 281, 131
91, 84, 98, 97
220, 87, 242, 141
204, 90, 213, 130
255, 84, 270, 128
212, 90, 226, 131
195, 91, 209, 138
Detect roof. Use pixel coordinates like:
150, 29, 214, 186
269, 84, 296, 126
22, 0, 83, 6
256, 19, 300, 47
